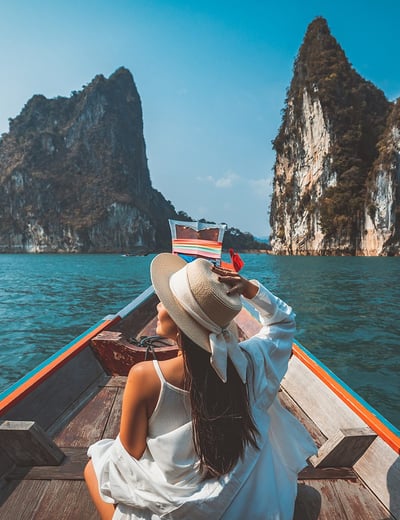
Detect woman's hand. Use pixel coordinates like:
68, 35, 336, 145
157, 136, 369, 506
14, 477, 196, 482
212, 266, 259, 299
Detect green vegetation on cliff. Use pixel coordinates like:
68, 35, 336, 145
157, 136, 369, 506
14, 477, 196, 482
273, 17, 391, 242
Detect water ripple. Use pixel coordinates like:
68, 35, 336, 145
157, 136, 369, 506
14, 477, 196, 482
0, 253, 399, 429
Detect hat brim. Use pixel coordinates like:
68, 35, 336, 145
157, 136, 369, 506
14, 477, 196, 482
150, 253, 237, 353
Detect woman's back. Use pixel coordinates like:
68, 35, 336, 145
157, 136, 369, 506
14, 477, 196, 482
148, 358, 190, 437
85, 256, 317, 520
154, 355, 186, 391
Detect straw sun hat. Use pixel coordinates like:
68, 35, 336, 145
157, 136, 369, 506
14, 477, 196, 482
150, 253, 248, 382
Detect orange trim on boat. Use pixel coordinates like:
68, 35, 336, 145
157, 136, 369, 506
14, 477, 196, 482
0, 316, 120, 417
292, 343, 400, 454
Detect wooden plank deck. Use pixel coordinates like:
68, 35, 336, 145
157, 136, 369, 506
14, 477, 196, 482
0, 376, 393, 519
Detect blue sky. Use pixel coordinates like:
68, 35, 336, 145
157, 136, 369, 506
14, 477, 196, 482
1, 1, 399, 237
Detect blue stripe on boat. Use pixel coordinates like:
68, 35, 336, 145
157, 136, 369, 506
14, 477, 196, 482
0, 318, 109, 402
294, 339, 400, 437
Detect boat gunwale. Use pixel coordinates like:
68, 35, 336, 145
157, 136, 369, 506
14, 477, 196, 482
0, 284, 399, 519
0, 287, 157, 418
292, 340, 400, 454
237, 302, 400, 453
1, 283, 399, 455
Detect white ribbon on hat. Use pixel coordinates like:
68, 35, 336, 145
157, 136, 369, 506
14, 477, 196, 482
169, 268, 248, 383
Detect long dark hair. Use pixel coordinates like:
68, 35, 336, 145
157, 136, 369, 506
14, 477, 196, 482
180, 331, 259, 479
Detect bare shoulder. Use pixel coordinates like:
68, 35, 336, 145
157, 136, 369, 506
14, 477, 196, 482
126, 360, 161, 400
128, 359, 156, 378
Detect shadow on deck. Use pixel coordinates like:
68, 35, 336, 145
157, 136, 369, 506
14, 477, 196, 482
0, 375, 394, 520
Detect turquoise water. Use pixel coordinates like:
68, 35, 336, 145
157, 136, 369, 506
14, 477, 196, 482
0, 253, 399, 429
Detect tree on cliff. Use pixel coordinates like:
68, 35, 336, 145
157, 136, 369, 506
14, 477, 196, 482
270, 17, 392, 254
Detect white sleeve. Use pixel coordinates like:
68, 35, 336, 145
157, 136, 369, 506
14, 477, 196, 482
240, 281, 296, 408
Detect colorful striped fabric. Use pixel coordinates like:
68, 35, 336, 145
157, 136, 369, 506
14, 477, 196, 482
171, 238, 223, 259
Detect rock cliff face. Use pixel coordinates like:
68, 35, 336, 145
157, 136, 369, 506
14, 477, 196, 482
360, 101, 400, 255
0, 67, 178, 253
270, 17, 399, 255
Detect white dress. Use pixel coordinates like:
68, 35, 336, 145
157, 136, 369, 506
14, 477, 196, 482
87, 283, 317, 519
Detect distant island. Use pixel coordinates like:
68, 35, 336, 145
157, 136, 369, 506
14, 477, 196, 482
0, 68, 265, 254
1, 17, 399, 256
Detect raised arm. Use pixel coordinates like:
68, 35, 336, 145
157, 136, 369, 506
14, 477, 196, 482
213, 265, 295, 343
212, 265, 259, 300
213, 266, 296, 406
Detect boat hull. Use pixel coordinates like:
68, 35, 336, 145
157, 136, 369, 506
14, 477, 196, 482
0, 285, 398, 520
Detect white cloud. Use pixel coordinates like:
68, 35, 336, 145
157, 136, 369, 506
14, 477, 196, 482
216, 172, 239, 188
197, 171, 240, 189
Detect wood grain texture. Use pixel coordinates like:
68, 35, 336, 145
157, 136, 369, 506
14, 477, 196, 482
295, 478, 392, 520
279, 388, 327, 448
0, 421, 64, 466
3, 348, 105, 432
282, 356, 366, 438
354, 437, 400, 520
0, 479, 49, 520
33, 480, 98, 520
7, 448, 88, 481
54, 386, 118, 447
103, 386, 124, 439
310, 427, 377, 468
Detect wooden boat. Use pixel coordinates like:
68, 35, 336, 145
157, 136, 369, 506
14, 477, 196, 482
0, 224, 399, 519
0, 285, 399, 519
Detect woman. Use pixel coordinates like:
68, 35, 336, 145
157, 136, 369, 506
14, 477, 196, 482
85, 253, 316, 519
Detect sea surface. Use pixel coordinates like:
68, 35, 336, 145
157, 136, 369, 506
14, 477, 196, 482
0, 253, 399, 430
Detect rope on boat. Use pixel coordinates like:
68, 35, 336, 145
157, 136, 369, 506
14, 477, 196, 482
128, 335, 174, 361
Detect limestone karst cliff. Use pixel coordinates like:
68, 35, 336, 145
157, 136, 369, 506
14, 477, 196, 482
270, 17, 399, 255
361, 100, 400, 255
0, 67, 178, 253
